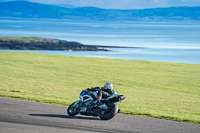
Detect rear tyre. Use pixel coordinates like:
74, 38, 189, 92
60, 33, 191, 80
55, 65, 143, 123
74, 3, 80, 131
99, 103, 118, 120
67, 102, 79, 116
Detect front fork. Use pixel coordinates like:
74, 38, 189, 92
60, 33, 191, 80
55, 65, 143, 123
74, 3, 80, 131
73, 100, 80, 108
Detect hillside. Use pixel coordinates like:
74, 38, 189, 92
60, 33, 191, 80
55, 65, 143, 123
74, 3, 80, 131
0, 1, 200, 22
0, 52, 200, 123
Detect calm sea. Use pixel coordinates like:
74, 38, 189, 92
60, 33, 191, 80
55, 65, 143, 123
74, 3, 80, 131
0, 18, 200, 64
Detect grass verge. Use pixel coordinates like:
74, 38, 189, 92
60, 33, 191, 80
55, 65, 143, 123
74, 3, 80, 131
0, 51, 199, 124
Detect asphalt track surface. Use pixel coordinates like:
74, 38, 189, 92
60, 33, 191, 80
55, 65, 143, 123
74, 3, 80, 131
0, 97, 199, 133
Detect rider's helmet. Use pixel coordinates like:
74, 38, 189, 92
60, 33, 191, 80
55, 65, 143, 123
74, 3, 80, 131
103, 82, 113, 90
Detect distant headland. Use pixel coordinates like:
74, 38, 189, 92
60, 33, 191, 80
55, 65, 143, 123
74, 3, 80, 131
0, 36, 107, 51
0, 1, 200, 22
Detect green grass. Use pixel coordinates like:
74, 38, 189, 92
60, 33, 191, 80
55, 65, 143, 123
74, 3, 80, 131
0, 51, 200, 124
0, 36, 55, 42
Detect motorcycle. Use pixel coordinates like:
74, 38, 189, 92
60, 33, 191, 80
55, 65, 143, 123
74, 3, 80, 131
67, 89, 125, 120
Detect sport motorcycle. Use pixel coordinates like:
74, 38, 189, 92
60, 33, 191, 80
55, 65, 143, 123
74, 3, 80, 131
67, 89, 125, 120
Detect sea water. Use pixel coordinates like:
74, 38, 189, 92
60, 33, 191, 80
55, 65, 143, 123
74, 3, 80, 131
0, 18, 200, 64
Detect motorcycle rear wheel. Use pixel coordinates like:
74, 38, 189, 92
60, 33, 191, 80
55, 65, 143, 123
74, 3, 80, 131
99, 103, 118, 120
67, 102, 79, 116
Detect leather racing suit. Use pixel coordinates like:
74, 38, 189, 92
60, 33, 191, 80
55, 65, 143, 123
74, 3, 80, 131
87, 87, 116, 101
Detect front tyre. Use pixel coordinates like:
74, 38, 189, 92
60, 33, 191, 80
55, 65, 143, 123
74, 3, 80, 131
67, 101, 79, 116
99, 103, 118, 120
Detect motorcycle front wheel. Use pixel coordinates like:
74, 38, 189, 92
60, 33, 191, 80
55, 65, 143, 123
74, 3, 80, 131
99, 103, 118, 120
67, 101, 79, 116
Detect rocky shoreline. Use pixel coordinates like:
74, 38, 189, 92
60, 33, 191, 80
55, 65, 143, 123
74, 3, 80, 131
0, 36, 108, 51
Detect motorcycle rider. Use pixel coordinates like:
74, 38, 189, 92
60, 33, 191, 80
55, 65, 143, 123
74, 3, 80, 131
86, 82, 116, 108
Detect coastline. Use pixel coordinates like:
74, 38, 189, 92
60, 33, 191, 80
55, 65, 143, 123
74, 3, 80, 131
1, 47, 200, 64
0, 36, 108, 51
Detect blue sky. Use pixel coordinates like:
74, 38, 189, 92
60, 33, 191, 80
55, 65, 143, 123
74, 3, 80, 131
2, 0, 200, 9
